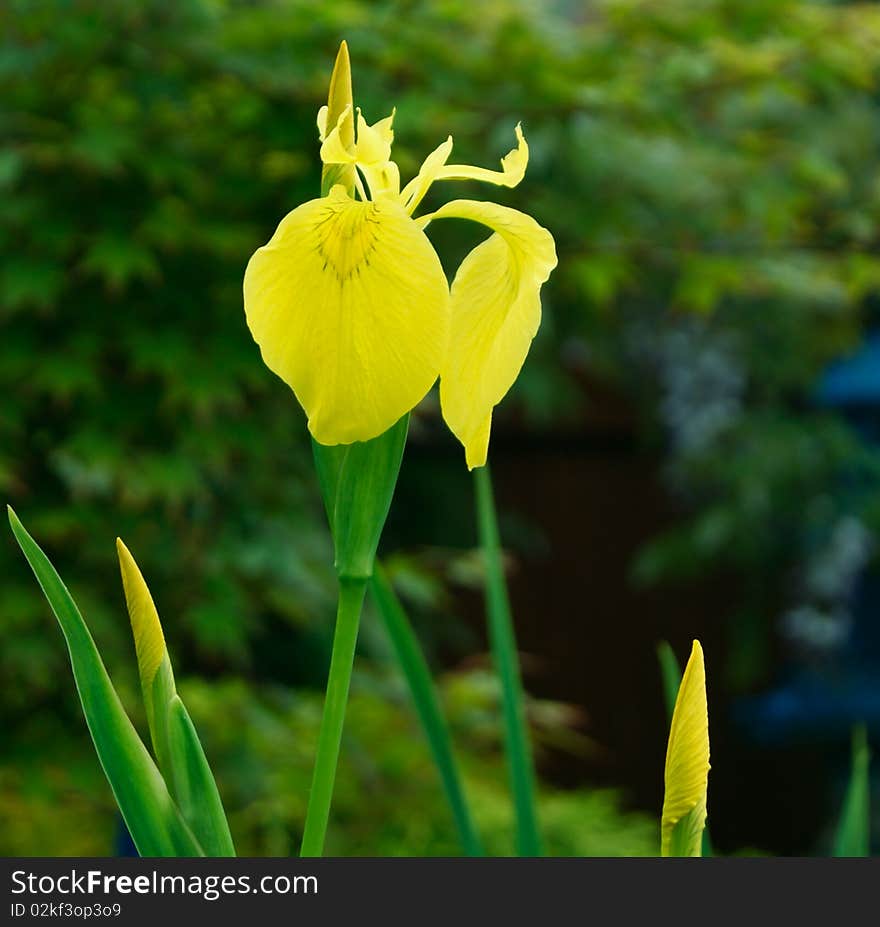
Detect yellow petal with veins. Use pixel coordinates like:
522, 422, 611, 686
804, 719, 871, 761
423, 199, 556, 469
661, 640, 710, 857
244, 186, 449, 445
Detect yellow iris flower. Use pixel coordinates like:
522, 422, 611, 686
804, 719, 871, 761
243, 50, 557, 469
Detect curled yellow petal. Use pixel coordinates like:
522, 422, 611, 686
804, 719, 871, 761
437, 123, 528, 188
116, 538, 167, 690
400, 125, 526, 216
423, 199, 557, 469
661, 640, 710, 857
244, 186, 449, 445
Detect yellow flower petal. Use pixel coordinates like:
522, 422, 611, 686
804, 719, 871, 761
319, 105, 356, 165
400, 136, 454, 214
422, 199, 556, 469
661, 640, 710, 857
437, 123, 528, 188
401, 124, 528, 217
116, 538, 167, 690
355, 108, 395, 164
361, 159, 401, 198
244, 186, 449, 445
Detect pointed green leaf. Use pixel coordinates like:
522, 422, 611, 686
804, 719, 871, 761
370, 564, 484, 856
116, 538, 235, 857
661, 640, 710, 857
832, 724, 871, 857
7, 506, 203, 857
657, 640, 682, 724
166, 695, 236, 857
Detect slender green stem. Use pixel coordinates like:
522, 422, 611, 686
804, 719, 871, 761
473, 464, 542, 856
370, 564, 484, 856
300, 578, 367, 857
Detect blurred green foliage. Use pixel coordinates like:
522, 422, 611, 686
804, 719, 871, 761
3, 0, 880, 853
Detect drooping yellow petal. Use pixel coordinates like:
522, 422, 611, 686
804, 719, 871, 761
244, 185, 449, 445
661, 640, 710, 857
116, 538, 167, 691
422, 199, 557, 469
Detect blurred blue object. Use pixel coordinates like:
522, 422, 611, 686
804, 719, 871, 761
740, 335, 880, 746
115, 815, 138, 857
735, 668, 880, 746
817, 332, 880, 409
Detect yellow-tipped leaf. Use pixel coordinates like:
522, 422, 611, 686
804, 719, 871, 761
117, 539, 235, 856
8, 507, 204, 857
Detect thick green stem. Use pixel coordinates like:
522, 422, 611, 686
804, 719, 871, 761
473, 464, 542, 856
370, 565, 484, 856
300, 578, 367, 857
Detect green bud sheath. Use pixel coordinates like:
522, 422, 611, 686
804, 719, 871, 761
312, 415, 409, 580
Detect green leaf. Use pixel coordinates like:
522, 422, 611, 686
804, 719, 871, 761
116, 539, 235, 857
657, 640, 683, 724
666, 804, 707, 858
166, 695, 236, 858
370, 564, 483, 856
474, 465, 542, 856
832, 724, 871, 857
7, 506, 204, 857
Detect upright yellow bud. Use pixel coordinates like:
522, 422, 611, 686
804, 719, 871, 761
661, 639, 710, 857
321, 41, 355, 196
116, 538, 167, 691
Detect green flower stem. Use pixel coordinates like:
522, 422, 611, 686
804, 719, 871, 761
300, 577, 367, 857
370, 564, 484, 856
473, 464, 542, 856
